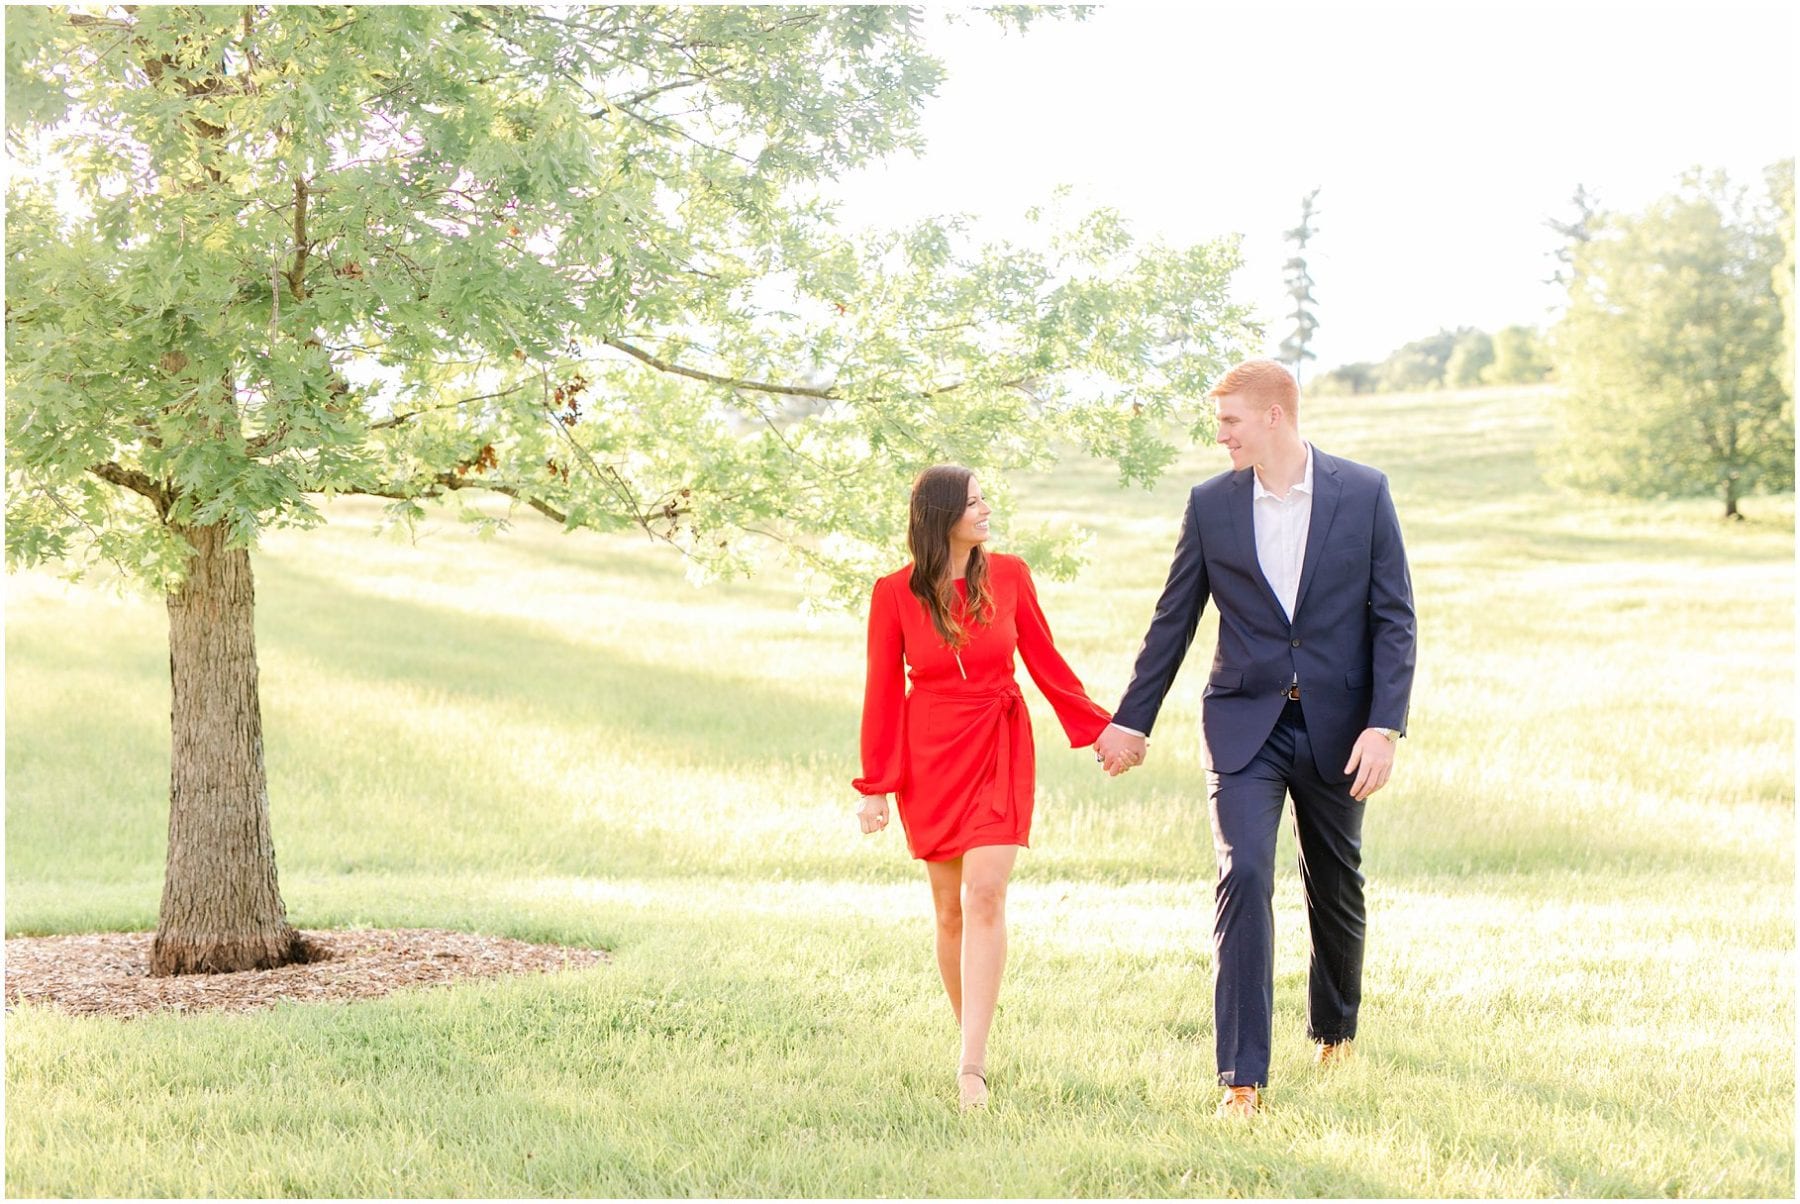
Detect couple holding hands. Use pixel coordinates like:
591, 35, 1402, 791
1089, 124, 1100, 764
852, 359, 1417, 1113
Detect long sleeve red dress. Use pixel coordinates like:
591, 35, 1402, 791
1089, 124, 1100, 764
853, 552, 1113, 862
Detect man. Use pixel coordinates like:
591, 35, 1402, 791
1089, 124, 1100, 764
1095, 359, 1416, 1118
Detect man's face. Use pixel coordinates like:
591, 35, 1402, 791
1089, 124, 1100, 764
1214, 391, 1276, 470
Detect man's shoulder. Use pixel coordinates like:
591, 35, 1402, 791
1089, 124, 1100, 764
1190, 467, 1245, 501
1312, 447, 1388, 491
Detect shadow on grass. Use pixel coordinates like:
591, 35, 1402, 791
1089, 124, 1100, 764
256, 559, 850, 767
310, 494, 815, 607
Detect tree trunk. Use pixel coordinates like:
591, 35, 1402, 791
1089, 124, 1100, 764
1724, 474, 1742, 520
149, 522, 306, 976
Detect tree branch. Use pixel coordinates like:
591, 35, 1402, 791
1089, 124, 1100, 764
540, 410, 655, 534
87, 462, 174, 519
737, 389, 864, 483
612, 75, 709, 109
286, 177, 310, 300
332, 474, 568, 525
39, 484, 136, 578
367, 381, 534, 430
602, 336, 837, 399
67, 12, 136, 31
597, 97, 757, 166
429, 472, 567, 523
601, 335, 1022, 405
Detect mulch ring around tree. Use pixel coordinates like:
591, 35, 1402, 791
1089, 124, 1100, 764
4, 929, 609, 1019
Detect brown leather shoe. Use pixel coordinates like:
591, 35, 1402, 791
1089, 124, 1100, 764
1216, 1085, 1261, 1118
1314, 1038, 1355, 1066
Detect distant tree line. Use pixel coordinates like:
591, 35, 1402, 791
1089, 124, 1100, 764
1309, 324, 1553, 396
1309, 164, 1792, 518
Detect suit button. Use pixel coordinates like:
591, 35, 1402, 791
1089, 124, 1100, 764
1291, 638, 1302, 647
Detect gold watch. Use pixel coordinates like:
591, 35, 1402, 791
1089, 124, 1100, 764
1374, 727, 1400, 743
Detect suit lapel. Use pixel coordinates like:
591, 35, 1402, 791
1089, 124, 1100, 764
1292, 448, 1342, 620
1229, 469, 1288, 618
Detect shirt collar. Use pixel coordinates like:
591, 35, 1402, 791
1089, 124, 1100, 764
1252, 443, 1314, 502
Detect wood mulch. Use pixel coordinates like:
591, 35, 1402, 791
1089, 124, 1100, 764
3, 928, 608, 1020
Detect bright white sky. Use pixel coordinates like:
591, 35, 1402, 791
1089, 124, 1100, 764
828, 1, 1797, 373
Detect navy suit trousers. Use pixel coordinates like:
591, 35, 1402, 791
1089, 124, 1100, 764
1209, 701, 1365, 1088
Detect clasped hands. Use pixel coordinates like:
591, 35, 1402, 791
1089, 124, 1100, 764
1093, 724, 1146, 776
1093, 722, 1397, 800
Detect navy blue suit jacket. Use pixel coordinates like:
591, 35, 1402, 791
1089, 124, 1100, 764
1113, 448, 1416, 783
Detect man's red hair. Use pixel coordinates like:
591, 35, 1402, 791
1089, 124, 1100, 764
1208, 359, 1299, 417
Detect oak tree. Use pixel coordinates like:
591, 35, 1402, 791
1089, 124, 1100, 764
6, 5, 1254, 972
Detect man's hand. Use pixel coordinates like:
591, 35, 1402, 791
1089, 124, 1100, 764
1094, 724, 1147, 777
1344, 730, 1397, 801
856, 794, 890, 835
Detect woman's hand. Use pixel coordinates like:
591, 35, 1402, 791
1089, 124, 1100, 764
857, 794, 890, 835
1095, 724, 1147, 776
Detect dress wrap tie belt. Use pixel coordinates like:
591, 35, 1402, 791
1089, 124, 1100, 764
913, 682, 1030, 819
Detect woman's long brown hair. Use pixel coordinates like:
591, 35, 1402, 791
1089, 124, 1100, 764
907, 465, 994, 649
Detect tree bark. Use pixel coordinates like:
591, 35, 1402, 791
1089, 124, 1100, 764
1725, 474, 1742, 520
149, 522, 306, 975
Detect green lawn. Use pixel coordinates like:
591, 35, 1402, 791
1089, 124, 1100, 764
6, 385, 1793, 1196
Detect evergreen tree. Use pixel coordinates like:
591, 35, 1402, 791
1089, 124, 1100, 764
1545, 183, 1599, 293
1277, 187, 1321, 383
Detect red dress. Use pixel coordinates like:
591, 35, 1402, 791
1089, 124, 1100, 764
853, 553, 1113, 861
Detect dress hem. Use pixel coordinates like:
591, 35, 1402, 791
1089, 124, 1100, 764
915, 839, 1029, 863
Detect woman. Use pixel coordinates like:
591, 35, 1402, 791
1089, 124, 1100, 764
853, 464, 1112, 1109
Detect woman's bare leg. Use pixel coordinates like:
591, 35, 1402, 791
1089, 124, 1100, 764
957, 844, 1019, 1105
925, 857, 965, 1024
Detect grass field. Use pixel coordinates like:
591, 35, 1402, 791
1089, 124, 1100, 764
6, 385, 1794, 1196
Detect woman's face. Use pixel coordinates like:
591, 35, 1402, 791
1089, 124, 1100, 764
948, 476, 993, 546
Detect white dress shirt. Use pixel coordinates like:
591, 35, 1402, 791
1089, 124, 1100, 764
1251, 443, 1314, 623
